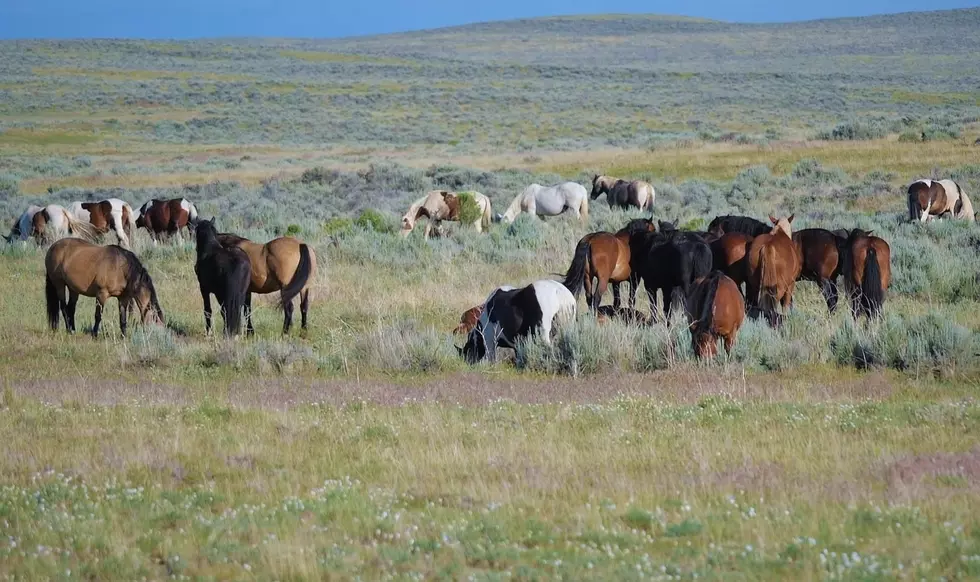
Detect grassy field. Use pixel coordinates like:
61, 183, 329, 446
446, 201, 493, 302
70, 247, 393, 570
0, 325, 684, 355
3, 8, 980, 579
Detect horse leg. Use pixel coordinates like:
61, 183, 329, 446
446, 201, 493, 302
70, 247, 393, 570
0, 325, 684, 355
65, 291, 78, 333
723, 333, 736, 356
118, 299, 128, 337
584, 274, 595, 313
594, 276, 608, 312
300, 289, 310, 330
242, 292, 254, 336
282, 293, 295, 335
201, 285, 214, 336
612, 282, 622, 310
540, 316, 553, 346
628, 274, 639, 311
820, 278, 839, 313
92, 298, 105, 338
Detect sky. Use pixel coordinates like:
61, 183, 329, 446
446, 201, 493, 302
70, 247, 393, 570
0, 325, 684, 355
0, 0, 977, 39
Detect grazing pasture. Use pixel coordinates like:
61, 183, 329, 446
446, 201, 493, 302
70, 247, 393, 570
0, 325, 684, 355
3, 8, 980, 579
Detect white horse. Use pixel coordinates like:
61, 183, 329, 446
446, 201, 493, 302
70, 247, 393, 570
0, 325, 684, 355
496, 182, 589, 224
27, 204, 99, 244
5, 205, 44, 242
400, 190, 493, 239
460, 279, 577, 363
68, 198, 138, 248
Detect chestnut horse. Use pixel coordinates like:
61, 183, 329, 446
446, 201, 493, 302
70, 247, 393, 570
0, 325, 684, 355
136, 198, 199, 240
562, 221, 651, 312
45, 238, 164, 337
841, 229, 891, 319
710, 232, 754, 293
685, 271, 745, 358
217, 233, 316, 334
746, 215, 802, 326
589, 175, 655, 211
792, 228, 847, 313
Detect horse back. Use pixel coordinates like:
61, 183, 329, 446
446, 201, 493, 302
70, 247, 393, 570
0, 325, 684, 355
793, 229, 841, 280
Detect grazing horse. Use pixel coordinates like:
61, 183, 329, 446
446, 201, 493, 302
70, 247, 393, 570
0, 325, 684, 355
792, 228, 847, 313
136, 198, 199, 240
710, 232, 754, 292
453, 285, 518, 335
400, 190, 493, 239
217, 233, 316, 335
30, 204, 99, 244
562, 223, 646, 313
628, 227, 713, 321
496, 182, 589, 224
589, 175, 655, 211
685, 271, 745, 358
68, 198, 137, 248
44, 238, 164, 337
909, 179, 975, 222
195, 219, 252, 337
460, 280, 576, 363
6, 205, 44, 242
746, 215, 802, 326
707, 215, 771, 238
841, 229, 891, 319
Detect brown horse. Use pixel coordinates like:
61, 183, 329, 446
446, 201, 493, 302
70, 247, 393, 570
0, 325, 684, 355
216, 233, 316, 334
685, 271, 745, 358
596, 305, 650, 325
45, 238, 164, 337
453, 304, 484, 335
908, 179, 975, 222
562, 221, 652, 312
710, 232, 754, 292
590, 175, 655, 211
792, 228, 846, 313
746, 215, 802, 326
841, 229, 891, 319
68, 199, 137, 248
136, 198, 199, 240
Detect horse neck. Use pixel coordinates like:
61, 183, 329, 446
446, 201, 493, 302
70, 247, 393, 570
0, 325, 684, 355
503, 191, 525, 221
196, 232, 223, 257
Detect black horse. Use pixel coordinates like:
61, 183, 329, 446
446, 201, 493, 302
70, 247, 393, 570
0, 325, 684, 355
707, 215, 770, 238
194, 218, 252, 336
627, 225, 713, 320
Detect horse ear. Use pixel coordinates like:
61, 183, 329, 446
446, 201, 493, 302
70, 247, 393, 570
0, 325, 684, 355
769, 214, 777, 224
788, 214, 795, 223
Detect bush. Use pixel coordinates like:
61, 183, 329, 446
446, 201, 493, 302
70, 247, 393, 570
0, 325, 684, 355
456, 191, 483, 226
300, 166, 334, 185
355, 209, 394, 233
0, 174, 18, 197
816, 120, 888, 141
323, 217, 354, 235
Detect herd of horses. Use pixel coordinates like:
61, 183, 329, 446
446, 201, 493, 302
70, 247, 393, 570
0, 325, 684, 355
4, 174, 969, 361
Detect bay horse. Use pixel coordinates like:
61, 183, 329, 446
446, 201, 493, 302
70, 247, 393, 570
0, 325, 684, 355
710, 232, 754, 292
792, 228, 846, 313
628, 226, 713, 321
460, 280, 576, 364
400, 190, 492, 239
495, 182, 589, 224
136, 198, 199, 240
68, 199, 137, 248
562, 222, 648, 313
840, 229, 891, 319
216, 233, 316, 335
746, 215, 802, 327
707, 215, 771, 238
195, 219, 252, 337
453, 285, 518, 335
685, 271, 745, 358
30, 204, 99, 244
908, 179, 975, 222
590, 175, 655, 211
45, 238, 164, 337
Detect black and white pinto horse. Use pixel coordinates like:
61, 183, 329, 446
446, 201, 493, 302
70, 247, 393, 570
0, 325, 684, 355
460, 279, 577, 363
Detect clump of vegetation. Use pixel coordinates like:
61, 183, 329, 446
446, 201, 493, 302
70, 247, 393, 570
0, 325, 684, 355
354, 209, 394, 233
455, 191, 483, 226
816, 120, 889, 141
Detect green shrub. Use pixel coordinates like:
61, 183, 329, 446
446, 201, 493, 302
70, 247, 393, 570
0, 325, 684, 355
323, 217, 354, 235
456, 191, 483, 226
300, 166, 333, 185
285, 224, 302, 237
816, 120, 887, 141
355, 209, 393, 233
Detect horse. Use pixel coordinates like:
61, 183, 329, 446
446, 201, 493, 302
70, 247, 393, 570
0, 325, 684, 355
68, 198, 137, 248
194, 219, 252, 337
792, 228, 847, 313
459, 280, 576, 363
135, 198, 199, 240
400, 190, 493, 239
495, 182, 589, 224
909, 179, 975, 222
707, 215, 771, 238
5, 205, 44, 242
596, 305, 650, 326
589, 175, 655, 211
30, 204, 99, 244
562, 224, 644, 313
840, 229, 891, 319
685, 271, 745, 358
628, 227, 713, 321
710, 232, 754, 292
44, 238, 164, 337
453, 285, 517, 335
746, 215, 802, 327
216, 233, 316, 335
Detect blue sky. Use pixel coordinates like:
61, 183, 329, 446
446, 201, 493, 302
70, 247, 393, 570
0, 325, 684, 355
1, 0, 977, 39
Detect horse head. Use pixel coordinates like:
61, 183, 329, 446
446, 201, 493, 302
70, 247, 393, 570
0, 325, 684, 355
589, 174, 604, 199
492, 212, 504, 223
768, 214, 794, 237
657, 220, 677, 233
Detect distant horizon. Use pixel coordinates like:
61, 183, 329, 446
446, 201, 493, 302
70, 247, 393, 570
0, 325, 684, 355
1, 1, 977, 40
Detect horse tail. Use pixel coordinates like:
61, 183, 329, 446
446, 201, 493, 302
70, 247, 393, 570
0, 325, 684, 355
861, 246, 884, 317
63, 211, 99, 243
562, 238, 590, 296
756, 243, 772, 312
277, 243, 312, 310
224, 268, 248, 337
579, 193, 589, 222
45, 275, 61, 330
646, 184, 656, 211
696, 272, 722, 334
907, 186, 919, 221
480, 197, 492, 231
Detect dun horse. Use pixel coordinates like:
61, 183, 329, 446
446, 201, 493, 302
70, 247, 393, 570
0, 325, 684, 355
841, 229, 891, 319
746, 215, 802, 326
562, 222, 646, 312
68, 198, 137, 248
589, 175, 655, 211
686, 271, 745, 358
45, 238, 164, 337
400, 190, 492, 239
195, 219, 252, 337
496, 182, 589, 223
136, 198, 200, 240
217, 232, 316, 334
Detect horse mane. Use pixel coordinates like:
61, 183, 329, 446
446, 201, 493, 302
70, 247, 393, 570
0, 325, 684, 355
694, 271, 723, 336
216, 232, 248, 246
119, 248, 162, 316
503, 187, 529, 220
